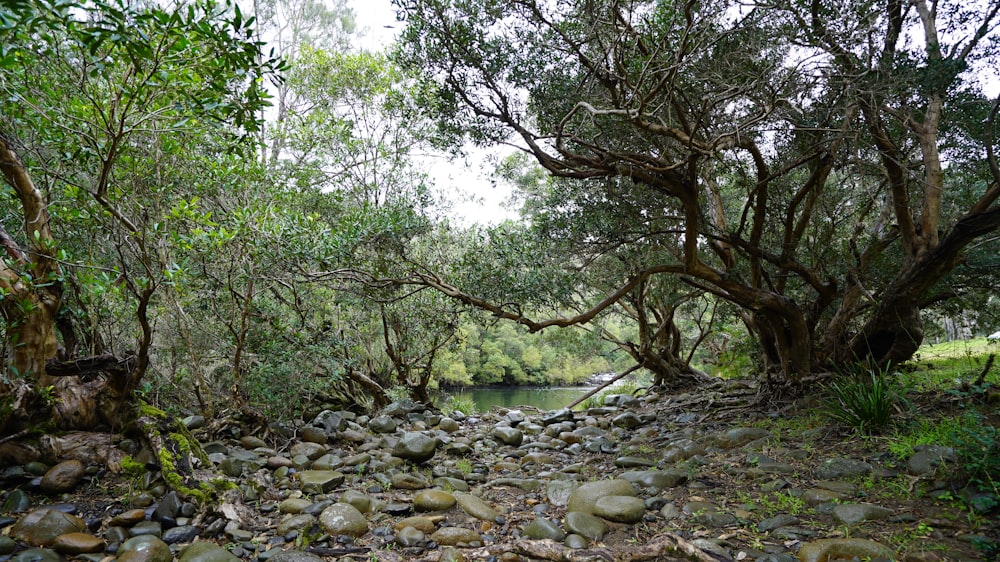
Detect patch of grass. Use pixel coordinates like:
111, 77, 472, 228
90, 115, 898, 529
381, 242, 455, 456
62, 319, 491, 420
901, 337, 995, 391
443, 394, 478, 416
823, 368, 903, 433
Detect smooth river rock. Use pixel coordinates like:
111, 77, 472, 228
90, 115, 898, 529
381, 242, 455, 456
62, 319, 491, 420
39, 460, 85, 494
795, 538, 893, 562
10, 508, 87, 546
318, 503, 369, 537
566, 479, 637, 514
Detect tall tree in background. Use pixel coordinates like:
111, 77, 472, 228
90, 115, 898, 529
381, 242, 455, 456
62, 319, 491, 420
396, 0, 1000, 383
0, 0, 278, 431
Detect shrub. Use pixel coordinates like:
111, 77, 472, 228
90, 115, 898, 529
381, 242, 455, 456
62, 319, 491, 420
823, 368, 901, 433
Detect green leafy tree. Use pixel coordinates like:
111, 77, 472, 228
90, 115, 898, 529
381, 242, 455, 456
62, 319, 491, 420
396, 0, 1000, 384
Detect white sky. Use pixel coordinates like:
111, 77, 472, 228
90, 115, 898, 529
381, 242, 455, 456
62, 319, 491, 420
348, 0, 520, 226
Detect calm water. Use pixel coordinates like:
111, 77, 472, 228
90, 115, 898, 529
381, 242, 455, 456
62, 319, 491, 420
438, 386, 597, 412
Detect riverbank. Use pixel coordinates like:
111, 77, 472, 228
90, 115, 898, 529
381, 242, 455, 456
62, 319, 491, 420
1, 378, 996, 562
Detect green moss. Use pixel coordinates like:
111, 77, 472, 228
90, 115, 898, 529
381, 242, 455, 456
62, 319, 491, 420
138, 401, 168, 419
120, 455, 146, 477
157, 447, 212, 503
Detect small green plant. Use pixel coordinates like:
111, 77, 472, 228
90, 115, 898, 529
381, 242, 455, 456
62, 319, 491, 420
443, 394, 478, 416
455, 458, 473, 475
823, 367, 901, 433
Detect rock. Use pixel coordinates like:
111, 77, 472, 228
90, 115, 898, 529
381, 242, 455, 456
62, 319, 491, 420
339, 490, 373, 513
814, 458, 873, 479
414, 490, 457, 511
318, 503, 369, 537
541, 409, 575, 425
50, 532, 105, 554
129, 521, 163, 537
395, 516, 438, 533
182, 415, 206, 429
795, 538, 893, 562
177, 541, 241, 562
802, 488, 847, 506
3, 489, 32, 513
614, 456, 656, 468
757, 514, 799, 532
907, 445, 955, 476
278, 498, 313, 514
268, 551, 326, 562
433, 476, 470, 492
438, 418, 461, 433
369, 415, 398, 434
40, 461, 85, 494
564, 534, 590, 548
454, 492, 500, 521
299, 426, 327, 444
611, 412, 643, 429
717, 427, 771, 449
593, 495, 646, 523
10, 508, 87, 546
161, 525, 199, 544
391, 472, 429, 490
289, 442, 326, 460
563, 512, 609, 541
276, 514, 316, 536
833, 503, 893, 525
297, 470, 345, 494
0, 536, 15, 555
240, 436, 268, 449
491, 426, 524, 446
396, 526, 427, 547
116, 535, 172, 562
312, 410, 349, 433
567, 479, 637, 514
430, 526, 483, 547
683, 501, 737, 528
546, 481, 580, 506
152, 491, 181, 525
10, 548, 63, 562
393, 432, 438, 463
522, 518, 566, 541
621, 469, 687, 489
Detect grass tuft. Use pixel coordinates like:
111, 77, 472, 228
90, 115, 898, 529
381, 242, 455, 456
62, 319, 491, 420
823, 367, 901, 433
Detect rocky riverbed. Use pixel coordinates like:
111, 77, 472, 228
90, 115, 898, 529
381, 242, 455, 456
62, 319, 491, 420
1, 380, 997, 562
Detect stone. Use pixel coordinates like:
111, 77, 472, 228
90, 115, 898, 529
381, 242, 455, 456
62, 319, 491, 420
290, 442, 326, 460
395, 516, 437, 533
393, 432, 438, 463
611, 412, 643, 429
433, 476, 470, 492
129, 521, 163, 537
414, 490, 457, 511
621, 470, 687, 489
614, 456, 656, 468
757, 514, 799, 532
10, 508, 87, 546
3, 489, 32, 513
438, 418, 461, 433
278, 498, 313, 514
339, 490, 373, 513
0, 536, 15, 555
311, 454, 343, 471
491, 427, 524, 446
522, 518, 566, 541
717, 427, 771, 449
267, 552, 325, 562
396, 526, 427, 547
177, 541, 241, 562
312, 410, 349, 433
297, 470, 345, 494
429, 526, 483, 547
10, 548, 63, 562
802, 488, 847, 506
182, 415, 206, 429
152, 491, 181, 524
391, 472, 429, 490
276, 514, 317, 536
833, 503, 893, 525
40, 461, 85, 494
814, 458, 872, 480
907, 445, 955, 476
563, 512, 609, 541
541, 409, 575, 425
318, 503, 369, 537
795, 538, 893, 562
299, 426, 327, 444
454, 492, 500, 521
369, 415, 398, 433
161, 525, 199, 544
547, 481, 580, 507
564, 534, 590, 549
567, 479, 637, 514
116, 535, 172, 562
50, 532, 105, 554
240, 436, 268, 449
593, 495, 646, 523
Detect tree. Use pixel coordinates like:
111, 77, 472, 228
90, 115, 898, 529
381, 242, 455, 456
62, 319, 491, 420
395, 0, 1000, 383
0, 0, 279, 432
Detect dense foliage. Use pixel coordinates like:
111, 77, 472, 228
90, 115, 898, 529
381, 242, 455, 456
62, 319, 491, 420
0, 0, 997, 431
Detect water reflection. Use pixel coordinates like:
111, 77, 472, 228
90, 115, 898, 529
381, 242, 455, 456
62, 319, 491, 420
437, 386, 595, 412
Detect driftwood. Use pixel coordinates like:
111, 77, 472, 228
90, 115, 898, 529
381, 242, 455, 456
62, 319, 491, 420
45, 353, 136, 379
364, 535, 731, 562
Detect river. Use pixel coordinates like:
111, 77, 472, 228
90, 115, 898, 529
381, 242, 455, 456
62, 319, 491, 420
437, 385, 599, 412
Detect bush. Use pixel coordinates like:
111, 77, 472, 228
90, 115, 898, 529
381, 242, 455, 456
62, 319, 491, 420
823, 368, 901, 433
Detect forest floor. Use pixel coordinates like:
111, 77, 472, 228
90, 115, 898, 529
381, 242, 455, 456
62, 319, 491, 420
2, 359, 1000, 562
